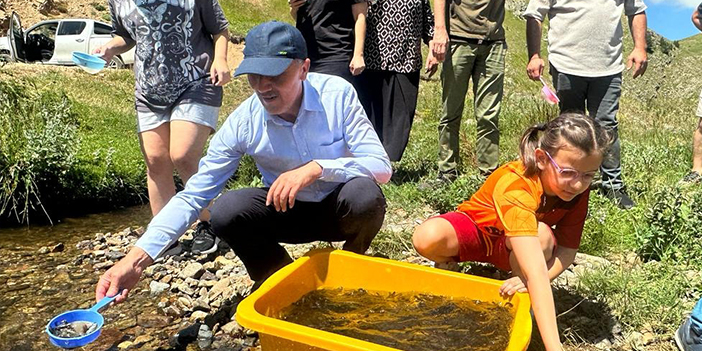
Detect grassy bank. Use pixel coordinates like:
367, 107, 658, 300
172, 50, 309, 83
3, 1, 702, 348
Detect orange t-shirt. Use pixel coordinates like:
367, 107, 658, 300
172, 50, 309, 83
456, 161, 589, 253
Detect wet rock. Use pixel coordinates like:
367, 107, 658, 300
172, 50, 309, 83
75, 240, 93, 249
200, 270, 216, 281
192, 298, 211, 312
133, 334, 154, 346
38, 246, 50, 254
137, 314, 172, 328
171, 323, 201, 348
221, 321, 242, 335
50, 243, 65, 252
6, 281, 30, 292
197, 324, 213, 349
208, 278, 230, 300
150, 281, 170, 296
118, 340, 133, 349
164, 305, 183, 318
106, 251, 126, 261
181, 262, 205, 279
93, 261, 114, 270
190, 311, 208, 322
113, 317, 137, 330
92, 250, 106, 257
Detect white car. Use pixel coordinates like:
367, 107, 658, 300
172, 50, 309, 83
0, 12, 134, 68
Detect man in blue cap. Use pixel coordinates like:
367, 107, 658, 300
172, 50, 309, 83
95, 21, 392, 303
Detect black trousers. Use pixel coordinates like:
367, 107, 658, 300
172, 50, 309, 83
310, 59, 356, 86
356, 69, 421, 162
209, 177, 386, 282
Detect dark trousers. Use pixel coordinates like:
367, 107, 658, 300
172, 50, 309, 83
550, 64, 624, 190
209, 177, 386, 282
357, 69, 420, 162
310, 60, 356, 87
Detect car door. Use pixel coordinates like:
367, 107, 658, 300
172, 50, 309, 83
8, 12, 26, 62
53, 20, 89, 64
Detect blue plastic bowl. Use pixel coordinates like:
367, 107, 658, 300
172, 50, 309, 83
71, 51, 106, 73
46, 293, 118, 349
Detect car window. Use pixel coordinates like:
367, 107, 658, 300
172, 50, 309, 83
57, 21, 86, 36
93, 23, 112, 35
27, 23, 58, 40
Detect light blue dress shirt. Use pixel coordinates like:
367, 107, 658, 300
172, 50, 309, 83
135, 73, 392, 259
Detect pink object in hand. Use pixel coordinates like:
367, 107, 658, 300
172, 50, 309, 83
539, 76, 560, 105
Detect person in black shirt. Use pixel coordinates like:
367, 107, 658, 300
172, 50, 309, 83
289, 0, 367, 83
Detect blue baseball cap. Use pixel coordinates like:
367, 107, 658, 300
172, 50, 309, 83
234, 21, 308, 77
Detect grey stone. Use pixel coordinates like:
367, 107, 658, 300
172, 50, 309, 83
105, 251, 126, 261
38, 247, 50, 254
93, 261, 114, 270
181, 262, 205, 279
197, 324, 213, 349
192, 298, 211, 312
200, 270, 216, 281
76, 240, 92, 249
137, 314, 172, 328
149, 281, 170, 296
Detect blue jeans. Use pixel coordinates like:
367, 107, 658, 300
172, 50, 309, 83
691, 298, 702, 336
550, 65, 624, 191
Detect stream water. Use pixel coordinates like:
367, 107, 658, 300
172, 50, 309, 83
0, 205, 168, 351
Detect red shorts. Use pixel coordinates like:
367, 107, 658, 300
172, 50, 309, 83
434, 212, 557, 272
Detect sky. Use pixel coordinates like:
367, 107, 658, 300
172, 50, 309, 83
647, 0, 701, 40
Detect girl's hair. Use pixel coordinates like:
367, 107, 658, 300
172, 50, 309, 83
519, 112, 614, 177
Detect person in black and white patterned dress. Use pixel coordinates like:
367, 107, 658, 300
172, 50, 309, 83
356, 0, 438, 162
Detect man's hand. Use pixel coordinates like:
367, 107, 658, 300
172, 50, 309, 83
210, 57, 231, 86
96, 247, 153, 304
499, 276, 527, 296
266, 161, 323, 212
349, 55, 365, 76
425, 49, 439, 78
92, 44, 114, 64
626, 48, 648, 78
431, 27, 449, 62
527, 55, 544, 81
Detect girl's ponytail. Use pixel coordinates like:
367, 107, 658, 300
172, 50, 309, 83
520, 123, 547, 177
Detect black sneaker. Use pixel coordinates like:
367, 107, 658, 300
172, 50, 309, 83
675, 318, 702, 351
155, 242, 183, 263
680, 171, 702, 185
600, 187, 635, 210
191, 221, 219, 255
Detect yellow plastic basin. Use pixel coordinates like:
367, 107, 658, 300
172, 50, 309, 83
236, 249, 532, 351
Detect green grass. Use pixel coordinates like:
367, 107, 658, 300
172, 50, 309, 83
220, 0, 291, 37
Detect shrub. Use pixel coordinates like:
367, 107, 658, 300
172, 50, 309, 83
0, 80, 79, 224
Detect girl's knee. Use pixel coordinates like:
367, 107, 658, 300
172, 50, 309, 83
412, 219, 456, 259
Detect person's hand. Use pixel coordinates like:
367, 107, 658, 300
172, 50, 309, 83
210, 57, 231, 86
349, 55, 365, 76
431, 28, 449, 62
626, 48, 648, 78
92, 44, 114, 64
527, 55, 544, 81
95, 247, 153, 304
425, 50, 439, 78
266, 161, 323, 212
289, 0, 306, 10
499, 276, 527, 296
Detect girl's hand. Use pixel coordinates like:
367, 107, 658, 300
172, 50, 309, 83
500, 276, 527, 296
210, 57, 231, 87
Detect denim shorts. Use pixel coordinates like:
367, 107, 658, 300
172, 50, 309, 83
137, 102, 220, 133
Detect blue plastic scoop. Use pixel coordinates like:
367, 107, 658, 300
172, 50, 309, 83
71, 51, 107, 74
46, 292, 120, 349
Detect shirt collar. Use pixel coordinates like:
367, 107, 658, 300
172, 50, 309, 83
263, 78, 323, 126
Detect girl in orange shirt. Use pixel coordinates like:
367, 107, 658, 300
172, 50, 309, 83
413, 112, 612, 351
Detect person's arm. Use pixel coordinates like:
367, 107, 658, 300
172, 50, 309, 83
95, 110, 247, 303
501, 245, 578, 295
314, 88, 392, 184
626, 11, 648, 78
289, 0, 306, 20
693, 7, 702, 32
526, 17, 544, 81
349, 1, 368, 76
210, 30, 231, 86
509, 236, 563, 351
430, 0, 448, 62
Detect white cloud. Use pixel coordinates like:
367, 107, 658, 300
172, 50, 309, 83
647, 0, 699, 8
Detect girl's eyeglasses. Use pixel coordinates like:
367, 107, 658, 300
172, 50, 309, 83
544, 150, 597, 183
